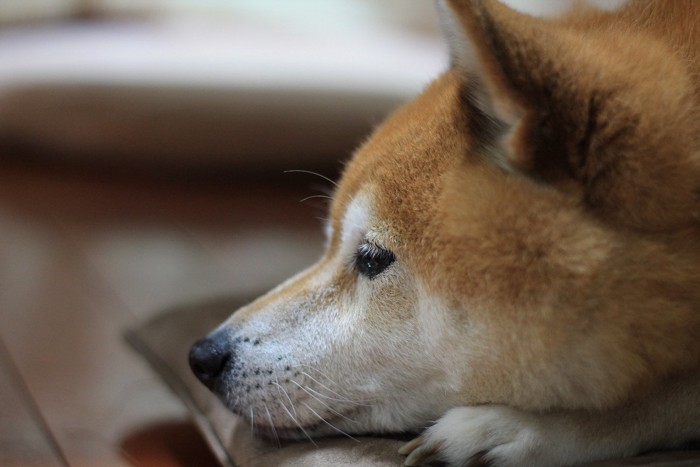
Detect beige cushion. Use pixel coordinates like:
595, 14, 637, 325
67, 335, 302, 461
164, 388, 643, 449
0, 21, 443, 172
0, 83, 400, 171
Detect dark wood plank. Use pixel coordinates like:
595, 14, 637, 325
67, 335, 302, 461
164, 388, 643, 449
0, 163, 327, 465
0, 181, 186, 465
0, 337, 65, 467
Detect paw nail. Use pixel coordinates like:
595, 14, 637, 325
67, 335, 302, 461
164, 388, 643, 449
404, 450, 422, 466
398, 437, 422, 455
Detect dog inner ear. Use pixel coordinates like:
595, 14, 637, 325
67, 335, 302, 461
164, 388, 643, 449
439, 0, 591, 184
439, 0, 700, 232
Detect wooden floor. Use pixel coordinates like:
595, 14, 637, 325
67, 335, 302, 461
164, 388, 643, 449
0, 162, 327, 466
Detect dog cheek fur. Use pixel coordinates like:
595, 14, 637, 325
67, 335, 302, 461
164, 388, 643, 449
417, 162, 700, 411
332, 56, 700, 417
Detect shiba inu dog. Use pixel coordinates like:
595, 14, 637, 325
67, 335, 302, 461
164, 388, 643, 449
189, 0, 700, 465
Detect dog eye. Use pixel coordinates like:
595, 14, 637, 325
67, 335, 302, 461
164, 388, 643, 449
355, 243, 395, 279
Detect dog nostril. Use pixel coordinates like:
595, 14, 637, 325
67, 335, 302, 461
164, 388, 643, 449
189, 336, 231, 388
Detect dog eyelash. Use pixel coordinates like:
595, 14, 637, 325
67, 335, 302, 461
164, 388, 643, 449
354, 241, 395, 280
357, 242, 381, 258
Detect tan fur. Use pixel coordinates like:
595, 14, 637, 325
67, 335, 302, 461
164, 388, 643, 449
193, 1, 700, 464
330, 0, 700, 411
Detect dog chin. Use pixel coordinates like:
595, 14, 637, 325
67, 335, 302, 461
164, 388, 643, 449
215, 391, 370, 439
246, 413, 360, 441
236, 400, 421, 442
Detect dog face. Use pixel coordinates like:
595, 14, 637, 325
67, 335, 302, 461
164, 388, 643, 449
188, 75, 495, 437
190, 0, 700, 440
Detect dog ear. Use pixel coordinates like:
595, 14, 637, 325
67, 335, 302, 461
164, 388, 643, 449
439, 0, 593, 183
439, 0, 700, 231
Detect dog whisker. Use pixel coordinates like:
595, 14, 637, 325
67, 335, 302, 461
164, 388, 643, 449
301, 383, 374, 408
298, 370, 375, 405
299, 194, 334, 203
289, 379, 359, 423
276, 399, 318, 447
298, 371, 354, 402
301, 402, 361, 443
284, 169, 338, 188
230, 394, 241, 409
296, 364, 355, 392
273, 379, 298, 417
296, 364, 345, 388
263, 403, 281, 448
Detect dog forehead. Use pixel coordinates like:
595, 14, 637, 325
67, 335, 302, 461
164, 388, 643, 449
340, 190, 373, 244
331, 71, 469, 248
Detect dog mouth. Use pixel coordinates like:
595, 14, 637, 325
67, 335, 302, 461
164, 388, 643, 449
208, 364, 366, 440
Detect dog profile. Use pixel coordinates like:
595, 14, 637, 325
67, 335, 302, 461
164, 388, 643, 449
190, 1, 700, 465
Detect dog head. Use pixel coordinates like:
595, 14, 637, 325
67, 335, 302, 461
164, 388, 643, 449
190, 0, 700, 439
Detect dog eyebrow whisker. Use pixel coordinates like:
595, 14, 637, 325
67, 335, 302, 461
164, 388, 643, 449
283, 169, 339, 188
299, 194, 334, 203
301, 402, 361, 443
276, 400, 318, 448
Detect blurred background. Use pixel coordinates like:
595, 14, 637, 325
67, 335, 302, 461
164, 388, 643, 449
0, 1, 620, 466
0, 2, 445, 465
0, 0, 445, 174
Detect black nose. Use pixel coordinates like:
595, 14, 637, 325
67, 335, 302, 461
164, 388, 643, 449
188, 332, 232, 389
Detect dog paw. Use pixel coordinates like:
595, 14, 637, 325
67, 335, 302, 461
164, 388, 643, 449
399, 406, 547, 467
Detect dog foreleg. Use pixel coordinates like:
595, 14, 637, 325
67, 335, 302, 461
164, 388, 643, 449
399, 371, 700, 466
